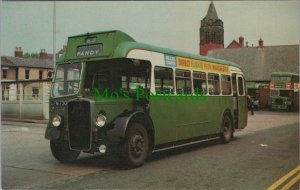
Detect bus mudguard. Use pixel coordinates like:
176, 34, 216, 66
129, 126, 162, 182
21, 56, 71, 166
106, 111, 154, 144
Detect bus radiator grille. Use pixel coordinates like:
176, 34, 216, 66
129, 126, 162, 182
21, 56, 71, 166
68, 100, 91, 150
275, 99, 283, 105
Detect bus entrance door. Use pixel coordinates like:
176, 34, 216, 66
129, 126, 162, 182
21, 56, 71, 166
236, 74, 247, 129
232, 74, 238, 128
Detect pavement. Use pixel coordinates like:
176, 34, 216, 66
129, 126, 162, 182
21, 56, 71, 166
0, 110, 299, 129
1, 118, 48, 128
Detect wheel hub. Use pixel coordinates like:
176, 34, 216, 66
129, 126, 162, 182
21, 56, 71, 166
130, 134, 144, 158
223, 117, 232, 139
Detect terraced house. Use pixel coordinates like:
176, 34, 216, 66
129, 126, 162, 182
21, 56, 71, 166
1, 47, 56, 119
1, 47, 53, 101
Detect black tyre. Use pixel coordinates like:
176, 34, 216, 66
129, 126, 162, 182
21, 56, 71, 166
50, 140, 80, 163
220, 113, 233, 144
119, 123, 149, 168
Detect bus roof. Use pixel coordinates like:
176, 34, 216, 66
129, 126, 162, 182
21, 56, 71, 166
62, 30, 240, 68
271, 72, 299, 77
114, 41, 240, 68
69, 30, 135, 40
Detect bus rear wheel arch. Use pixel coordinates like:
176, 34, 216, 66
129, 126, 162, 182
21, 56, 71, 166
220, 112, 234, 144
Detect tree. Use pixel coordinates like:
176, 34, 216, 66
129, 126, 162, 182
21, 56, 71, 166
23, 52, 31, 58
23, 52, 39, 58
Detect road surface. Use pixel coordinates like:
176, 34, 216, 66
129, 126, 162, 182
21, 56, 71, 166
1, 111, 299, 189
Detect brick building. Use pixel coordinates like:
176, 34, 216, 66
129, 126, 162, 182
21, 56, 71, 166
1, 47, 53, 101
1, 47, 53, 81
199, 1, 224, 56
227, 36, 245, 48
199, 2, 299, 109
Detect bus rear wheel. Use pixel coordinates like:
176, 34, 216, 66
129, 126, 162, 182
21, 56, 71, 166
220, 113, 233, 144
119, 123, 149, 168
50, 140, 80, 163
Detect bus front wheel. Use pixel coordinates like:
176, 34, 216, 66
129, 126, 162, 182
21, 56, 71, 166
119, 123, 149, 168
220, 113, 233, 143
50, 140, 80, 163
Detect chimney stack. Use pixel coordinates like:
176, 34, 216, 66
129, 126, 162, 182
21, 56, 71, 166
239, 36, 244, 47
258, 38, 264, 48
39, 49, 47, 59
14, 47, 23, 58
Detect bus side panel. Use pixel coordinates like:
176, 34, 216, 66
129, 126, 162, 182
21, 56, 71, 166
238, 95, 247, 129
173, 96, 210, 141
175, 96, 234, 139
205, 96, 234, 132
94, 99, 134, 126
150, 96, 234, 145
149, 97, 177, 144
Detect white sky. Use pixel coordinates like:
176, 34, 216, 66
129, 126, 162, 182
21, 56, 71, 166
1, 1, 299, 56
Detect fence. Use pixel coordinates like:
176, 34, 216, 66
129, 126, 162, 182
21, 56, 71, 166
1, 79, 51, 120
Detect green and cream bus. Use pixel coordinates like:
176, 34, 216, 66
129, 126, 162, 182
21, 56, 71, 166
45, 30, 247, 167
269, 72, 299, 111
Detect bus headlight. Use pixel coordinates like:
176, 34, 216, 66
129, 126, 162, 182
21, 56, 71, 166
52, 115, 62, 127
96, 114, 106, 128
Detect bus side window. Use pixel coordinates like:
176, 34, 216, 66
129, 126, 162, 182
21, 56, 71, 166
193, 71, 207, 94
208, 73, 220, 95
221, 75, 232, 95
154, 66, 174, 94
176, 69, 191, 94
121, 70, 150, 93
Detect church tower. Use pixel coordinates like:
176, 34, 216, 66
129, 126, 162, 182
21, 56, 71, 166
199, 1, 224, 55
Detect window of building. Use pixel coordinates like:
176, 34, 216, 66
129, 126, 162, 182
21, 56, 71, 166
154, 66, 174, 94
221, 75, 232, 95
39, 70, 43, 80
193, 71, 207, 94
176, 69, 191, 94
2, 69, 7, 79
25, 69, 30, 80
208, 73, 220, 95
2, 85, 9, 101
205, 31, 210, 43
32, 87, 39, 99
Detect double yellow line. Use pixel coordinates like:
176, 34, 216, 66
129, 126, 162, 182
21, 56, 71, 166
267, 165, 300, 190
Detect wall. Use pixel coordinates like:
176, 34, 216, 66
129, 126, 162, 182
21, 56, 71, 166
1, 68, 16, 80
256, 87, 270, 109
200, 43, 223, 56
18, 67, 50, 80
7, 68, 17, 80
1, 81, 51, 120
227, 42, 241, 49
293, 91, 299, 111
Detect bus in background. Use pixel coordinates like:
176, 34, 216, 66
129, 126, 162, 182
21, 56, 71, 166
45, 30, 247, 168
269, 72, 299, 111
